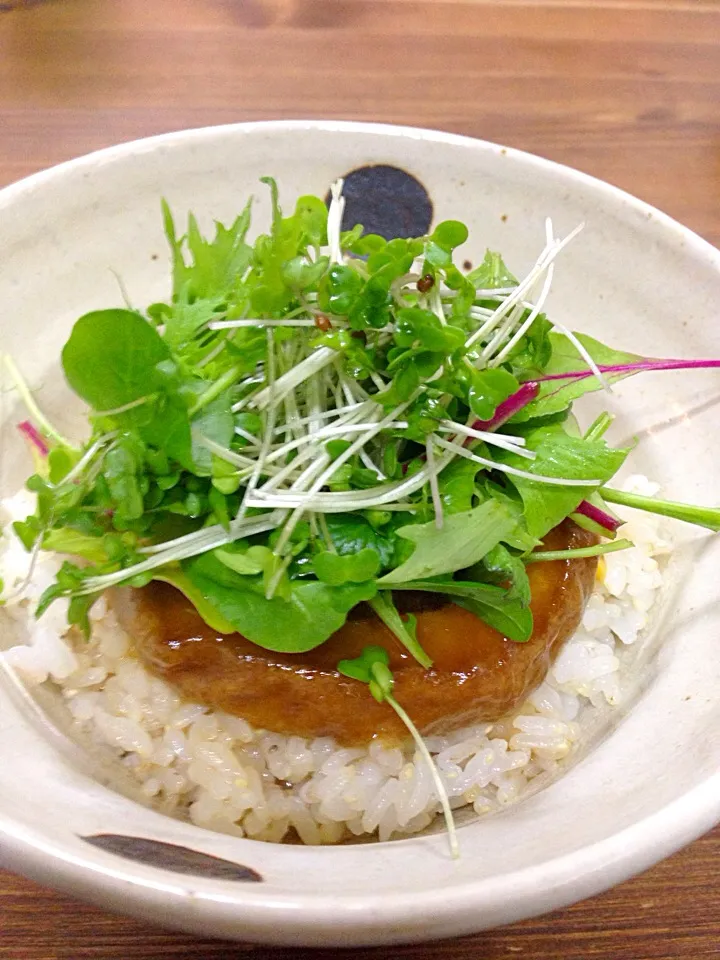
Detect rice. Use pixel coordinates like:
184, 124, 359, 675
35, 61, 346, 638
0, 476, 669, 844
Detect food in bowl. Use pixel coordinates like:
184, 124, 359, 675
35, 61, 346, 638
1, 179, 717, 851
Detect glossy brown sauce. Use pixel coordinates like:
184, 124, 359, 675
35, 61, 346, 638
110, 521, 598, 745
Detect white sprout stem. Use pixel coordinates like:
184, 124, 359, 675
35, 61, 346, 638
327, 178, 346, 264
209, 318, 321, 329
429, 286, 446, 326
305, 372, 323, 440
193, 433, 280, 474
235, 329, 280, 523
247, 450, 456, 511
465, 223, 583, 354
251, 346, 337, 411
52, 433, 117, 487
369, 371, 388, 394
488, 220, 558, 366
263, 404, 382, 465
386, 694, 459, 860
2, 354, 75, 448
425, 436, 444, 529
391, 272, 421, 306
442, 285, 518, 298
3, 526, 47, 602
438, 422, 536, 460
230, 375, 265, 413
93, 395, 154, 418
432, 435, 601, 487
359, 448, 386, 479
234, 426, 261, 445
272, 401, 371, 434
265, 553, 292, 600
480, 301, 527, 362
195, 332, 231, 369
255, 444, 320, 494
550, 322, 610, 391
271, 401, 412, 554
79, 514, 283, 594
539, 218, 608, 391
479, 222, 582, 362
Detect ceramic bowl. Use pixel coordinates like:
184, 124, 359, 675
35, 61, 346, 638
0, 121, 718, 947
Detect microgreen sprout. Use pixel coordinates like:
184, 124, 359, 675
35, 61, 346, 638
337, 646, 459, 859
600, 487, 720, 532
3, 355, 75, 449
526, 538, 634, 563
368, 592, 432, 668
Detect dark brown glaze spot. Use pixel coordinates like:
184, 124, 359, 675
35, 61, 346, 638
501, 214, 508, 223
463, 260, 473, 271
81, 835, 262, 882
327, 165, 432, 240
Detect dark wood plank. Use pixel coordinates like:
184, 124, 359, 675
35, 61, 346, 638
0, 0, 719, 956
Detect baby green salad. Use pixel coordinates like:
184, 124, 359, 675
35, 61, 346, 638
6, 178, 720, 673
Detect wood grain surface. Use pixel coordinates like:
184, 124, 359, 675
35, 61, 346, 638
0, 0, 719, 957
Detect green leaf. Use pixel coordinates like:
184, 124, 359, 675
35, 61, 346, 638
497, 424, 629, 538
368, 592, 431, 667
468, 368, 519, 420
282, 255, 329, 290
68, 592, 99, 639
313, 548, 381, 585
323, 264, 364, 315
189, 388, 234, 474
102, 437, 145, 522
161, 294, 225, 353
182, 551, 377, 652
214, 545, 269, 576
42, 529, 109, 564
391, 578, 532, 642
337, 644, 392, 695
155, 568, 237, 634
47, 447, 79, 484
512, 332, 639, 422
454, 595, 533, 642
471, 543, 531, 605
13, 515, 41, 551
293, 195, 328, 247
140, 393, 192, 470
378, 500, 518, 585
168, 200, 253, 301
62, 309, 170, 412
325, 513, 401, 571
466, 250, 517, 289
437, 458, 480, 513
394, 307, 465, 353
431, 220, 469, 251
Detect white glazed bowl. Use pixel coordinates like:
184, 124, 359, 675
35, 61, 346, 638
0, 121, 719, 947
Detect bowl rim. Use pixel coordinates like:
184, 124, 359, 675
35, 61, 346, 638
1, 117, 719, 942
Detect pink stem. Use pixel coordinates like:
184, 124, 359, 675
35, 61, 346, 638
17, 420, 49, 457
575, 499, 622, 533
536, 358, 720, 383
471, 381, 540, 433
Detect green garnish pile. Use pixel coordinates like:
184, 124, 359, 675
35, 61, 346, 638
10, 177, 705, 666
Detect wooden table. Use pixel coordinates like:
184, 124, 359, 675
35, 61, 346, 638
1, 0, 719, 956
